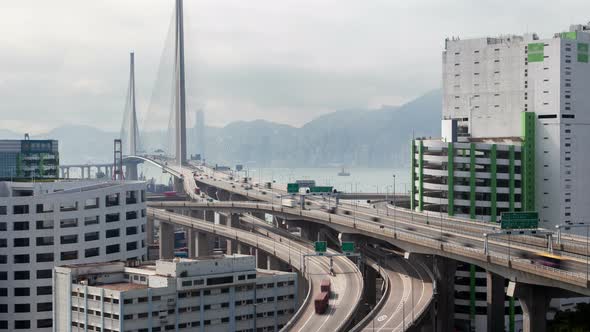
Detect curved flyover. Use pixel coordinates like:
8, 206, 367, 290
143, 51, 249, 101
147, 200, 590, 296
148, 208, 363, 332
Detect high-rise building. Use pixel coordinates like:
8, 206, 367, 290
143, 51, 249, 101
0, 138, 59, 180
54, 255, 298, 332
411, 22, 590, 331
0, 180, 147, 331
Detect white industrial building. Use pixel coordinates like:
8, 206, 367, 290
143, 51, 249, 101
0, 180, 147, 331
411, 22, 590, 332
54, 255, 298, 332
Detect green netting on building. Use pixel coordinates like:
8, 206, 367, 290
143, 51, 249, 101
561, 31, 577, 40
527, 43, 544, 62
521, 112, 535, 211
578, 43, 589, 63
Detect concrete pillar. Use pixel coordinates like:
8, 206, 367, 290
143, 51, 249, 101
364, 264, 377, 306
512, 284, 550, 332
173, 177, 183, 193
81, 167, 85, 179
256, 249, 269, 269
146, 218, 155, 245
205, 210, 215, 223
433, 256, 457, 332
159, 221, 175, 259
268, 256, 281, 270
237, 243, 250, 255
230, 213, 240, 228
486, 271, 505, 332
127, 162, 139, 181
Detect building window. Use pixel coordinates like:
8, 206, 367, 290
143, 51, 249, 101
60, 251, 78, 261
60, 234, 78, 245
36, 219, 53, 230
105, 213, 120, 223
59, 201, 78, 212
126, 211, 137, 220
37, 270, 52, 279
126, 226, 137, 235
36, 253, 54, 263
106, 193, 120, 207
37, 302, 52, 312
85, 231, 99, 242
126, 242, 137, 251
14, 320, 30, 329
13, 205, 29, 214
13, 238, 29, 247
14, 304, 30, 313
84, 198, 99, 209
106, 244, 120, 254
13, 221, 29, 231
60, 218, 78, 228
37, 286, 52, 295
14, 288, 30, 296
36, 236, 54, 246
14, 271, 30, 280
37, 319, 52, 328
84, 216, 99, 226
106, 229, 120, 238
85, 248, 100, 258
14, 254, 30, 264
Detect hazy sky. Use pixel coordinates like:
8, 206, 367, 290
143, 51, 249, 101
1, 1, 589, 133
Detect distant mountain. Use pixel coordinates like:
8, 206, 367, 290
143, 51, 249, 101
204, 89, 441, 167
1, 89, 441, 166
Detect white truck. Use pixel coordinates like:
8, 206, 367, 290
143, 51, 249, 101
281, 199, 296, 208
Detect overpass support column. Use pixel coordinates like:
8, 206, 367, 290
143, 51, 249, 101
363, 264, 377, 306
512, 284, 550, 332
127, 162, 139, 181
159, 221, 175, 259
256, 249, 269, 269
187, 229, 214, 257
486, 271, 505, 332
433, 256, 456, 332
146, 218, 155, 245
173, 177, 184, 193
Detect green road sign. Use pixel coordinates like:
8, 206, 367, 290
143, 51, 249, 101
310, 186, 333, 193
287, 183, 300, 193
501, 212, 539, 229
314, 241, 327, 253
341, 242, 354, 252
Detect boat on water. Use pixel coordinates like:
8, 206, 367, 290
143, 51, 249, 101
337, 167, 350, 176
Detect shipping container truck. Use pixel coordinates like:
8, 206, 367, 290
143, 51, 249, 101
281, 199, 296, 208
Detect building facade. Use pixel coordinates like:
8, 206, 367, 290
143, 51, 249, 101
54, 255, 298, 332
439, 22, 590, 230
0, 180, 147, 331
0, 138, 59, 180
411, 22, 590, 332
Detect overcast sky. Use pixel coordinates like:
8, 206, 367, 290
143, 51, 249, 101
1, 1, 589, 133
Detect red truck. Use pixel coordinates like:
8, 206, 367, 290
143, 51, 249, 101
320, 279, 331, 293
163, 191, 177, 197
314, 279, 331, 314
314, 291, 329, 314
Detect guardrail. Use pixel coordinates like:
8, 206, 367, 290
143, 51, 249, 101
349, 258, 391, 332
150, 201, 590, 289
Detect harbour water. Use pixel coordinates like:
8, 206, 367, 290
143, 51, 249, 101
140, 165, 410, 194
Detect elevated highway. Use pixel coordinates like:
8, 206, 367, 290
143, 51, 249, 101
148, 200, 590, 296
148, 208, 364, 332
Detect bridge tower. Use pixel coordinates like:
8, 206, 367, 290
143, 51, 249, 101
174, 0, 187, 165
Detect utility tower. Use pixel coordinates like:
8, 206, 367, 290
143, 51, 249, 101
174, 0, 187, 165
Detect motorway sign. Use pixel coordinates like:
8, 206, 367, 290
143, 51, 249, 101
314, 241, 327, 253
341, 242, 355, 253
287, 183, 300, 193
500, 212, 538, 229
310, 186, 334, 193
